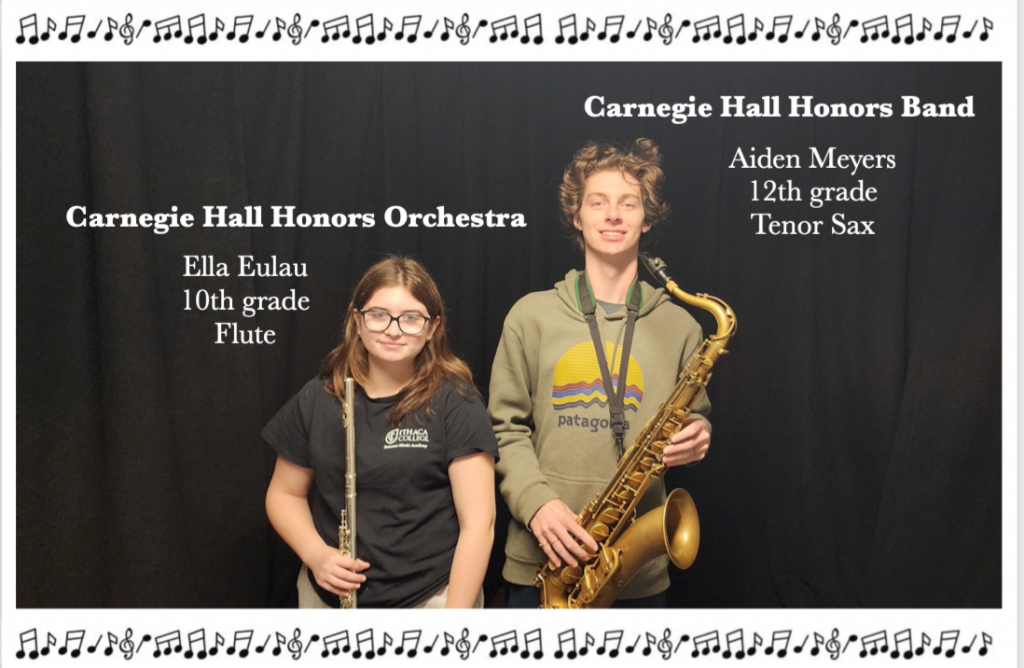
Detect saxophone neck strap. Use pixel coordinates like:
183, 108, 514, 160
577, 272, 641, 458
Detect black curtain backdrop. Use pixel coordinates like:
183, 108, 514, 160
16, 62, 1001, 608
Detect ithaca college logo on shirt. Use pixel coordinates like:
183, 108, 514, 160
383, 428, 430, 450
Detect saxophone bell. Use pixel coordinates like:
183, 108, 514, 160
573, 488, 699, 608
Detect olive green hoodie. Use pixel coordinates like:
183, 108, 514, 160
490, 269, 711, 599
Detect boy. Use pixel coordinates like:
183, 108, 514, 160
489, 138, 711, 608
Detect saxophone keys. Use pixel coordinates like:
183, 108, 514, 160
597, 544, 619, 576
589, 522, 610, 541
660, 422, 680, 438
559, 566, 583, 585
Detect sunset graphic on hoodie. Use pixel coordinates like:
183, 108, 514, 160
551, 341, 644, 412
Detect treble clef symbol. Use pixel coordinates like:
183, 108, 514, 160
287, 13, 302, 45
455, 629, 471, 660
287, 628, 303, 660
657, 629, 673, 659
119, 628, 136, 661
825, 628, 841, 660
120, 13, 135, 45
826, 14, 842, 45
658, 14, 674, 45
455, 13, 471, 45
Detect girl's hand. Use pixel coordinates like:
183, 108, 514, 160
310, 545, 370, 598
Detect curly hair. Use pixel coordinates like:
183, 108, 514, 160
558, 138, 670, 252
320, 256, 473, 427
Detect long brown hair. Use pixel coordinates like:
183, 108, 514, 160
321, 256, 473, 427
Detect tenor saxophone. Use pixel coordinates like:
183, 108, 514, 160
338, 377, 357, 609
535, 254, 737, 608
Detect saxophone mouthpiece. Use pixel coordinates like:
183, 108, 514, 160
640, 253, 672, 286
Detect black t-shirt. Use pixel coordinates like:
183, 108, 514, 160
262, 376, 499, 608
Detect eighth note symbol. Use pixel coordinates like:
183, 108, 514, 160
59, 15, 86, 42
521, 629, 543, 659
554, 630, 577, 659
17, 14, 39, 45
521, 13, 543, 44
555, 14, 578, 45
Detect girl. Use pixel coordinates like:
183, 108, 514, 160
264, 257, 497, 608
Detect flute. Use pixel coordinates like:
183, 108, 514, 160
338, 377, 357, 609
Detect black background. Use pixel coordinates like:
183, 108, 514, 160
17, 62, 1001, 608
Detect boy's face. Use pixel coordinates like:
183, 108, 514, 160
574, 169, 650, 261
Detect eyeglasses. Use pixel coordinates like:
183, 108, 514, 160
359, 309, 432, 335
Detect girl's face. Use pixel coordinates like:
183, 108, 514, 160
356, 286, 438, 370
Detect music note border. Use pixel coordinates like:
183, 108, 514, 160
9, 625, 1003, 662
13, 13, 999, 48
